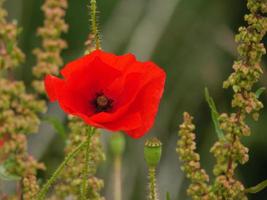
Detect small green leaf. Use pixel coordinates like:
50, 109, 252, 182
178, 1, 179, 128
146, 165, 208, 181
255, 87, 265, 99
166, 192, 171, 200
205, 88, 225, 140
6, 41, 14, 54
43, 116, 67, 140
245, 179, 267, 194
0, 165, 21, 181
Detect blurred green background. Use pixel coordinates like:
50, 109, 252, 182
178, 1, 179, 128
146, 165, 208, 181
4, 0, 267, 199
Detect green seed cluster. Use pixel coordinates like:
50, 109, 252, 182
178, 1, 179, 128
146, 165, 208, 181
0, 1, 46, 199
177, 0, 267, 199
0, 0, 24, 70
0, 80, 46, 137
211, 1, 267, 199
177, 113, 212, 200
32, 0, 68, 94
48, 117, 105, 200
23, 173, 42, 200
0, 79, 46, 179
213, 175, 247, 200
223, 0, 267, 118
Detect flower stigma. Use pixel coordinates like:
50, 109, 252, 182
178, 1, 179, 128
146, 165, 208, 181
93, 92, 113, 113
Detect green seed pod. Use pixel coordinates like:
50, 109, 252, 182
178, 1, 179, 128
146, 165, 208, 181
144, 137, 162, 168
110, 132, 126, 156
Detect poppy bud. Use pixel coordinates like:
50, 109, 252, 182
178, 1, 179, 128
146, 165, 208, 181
144, 137, 162, 168
110, 132, 125, 156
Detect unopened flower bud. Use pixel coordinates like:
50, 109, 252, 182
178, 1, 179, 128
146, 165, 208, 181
110, 132, 125, 156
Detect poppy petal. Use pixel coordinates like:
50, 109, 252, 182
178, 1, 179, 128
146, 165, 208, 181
44, 75, 65, 102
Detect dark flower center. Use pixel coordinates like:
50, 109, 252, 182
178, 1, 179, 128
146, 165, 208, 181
93, 92, 113, 113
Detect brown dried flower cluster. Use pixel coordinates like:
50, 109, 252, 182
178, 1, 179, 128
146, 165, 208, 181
32, 0, 68, 94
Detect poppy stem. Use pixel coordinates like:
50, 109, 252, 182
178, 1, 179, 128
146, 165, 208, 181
148, 167, 159, 200
114, 156, 122, 200
110, 133, 125, 200
80, 126, 96, 200
144, 138, 162, 200
90, 0, 101, 50
36, 140, 87, 200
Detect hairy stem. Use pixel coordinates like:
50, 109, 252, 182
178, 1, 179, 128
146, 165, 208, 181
148, 167, 158, 200
36, 140, 87, 200
90, 0, 100, 49
80, 127, 96, 200
114, 156, 122, 200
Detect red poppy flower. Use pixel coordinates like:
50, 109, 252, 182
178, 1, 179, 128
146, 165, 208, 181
45, 50, 166, 138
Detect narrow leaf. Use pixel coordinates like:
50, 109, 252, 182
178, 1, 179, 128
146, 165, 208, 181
255, 87, 265, 99
43, 116, 67, 140
0, 165, 21, 181
6, 41, 14, 54
204, 88, 225, 139
166, 192, 171, 200
245, 179, 267, 194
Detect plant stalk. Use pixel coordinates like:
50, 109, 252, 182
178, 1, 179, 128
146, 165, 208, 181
80, 127, 96, 200
148, 167, 158, 200
90, 0, 100, 49
36, 140, 87, 200
114, 156, 122, 200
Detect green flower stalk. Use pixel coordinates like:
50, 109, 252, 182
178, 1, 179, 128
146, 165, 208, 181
48, 117, 105, 200
144, 138, 162, 200
36, 138, 88, 200
90, 0, 101, 50
81, 127, 97, 200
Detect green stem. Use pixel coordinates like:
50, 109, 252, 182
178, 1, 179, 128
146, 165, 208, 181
148, 167, 158, 200
36, 140, 87, 200
90, 0, 100, 49
80, 127, 96, 200
245, 179, 267, 194
114, 156, 122, 200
